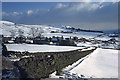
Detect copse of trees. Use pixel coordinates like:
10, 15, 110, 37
29, 27, 44, 38
9, 26, 44, 38
10, 30, 16, 38
18, 29, 24, 37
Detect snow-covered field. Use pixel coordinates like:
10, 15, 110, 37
5, 44, 84, 53
0, 21, 106, 39
63, 48, 118, 78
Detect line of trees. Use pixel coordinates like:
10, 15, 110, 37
9, 27, 44, 38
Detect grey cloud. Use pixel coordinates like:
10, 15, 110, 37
2, 2, 118, 31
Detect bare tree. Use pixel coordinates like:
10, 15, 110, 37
37, 27, 44, 37
29, 27, 44, 38
18, 29, 24, 37
10, 30, 15, 37
30, 27, 38, 38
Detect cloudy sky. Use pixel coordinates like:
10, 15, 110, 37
2, 2, 118, 31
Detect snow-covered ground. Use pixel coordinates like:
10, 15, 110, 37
2, 21, 118, 50
76, 42, 99, 47
1, 21, 119, 78
0, 21, 106, 39
63, 48, 118, 78
5, 44, 84, 53
50, 48, 118, 78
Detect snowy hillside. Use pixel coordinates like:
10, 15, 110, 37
64, 48, 118, 78
1, 21, 119, 50
0, 21, 70, 37
0, 21, 103, 39
50, 48, 118, 78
